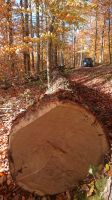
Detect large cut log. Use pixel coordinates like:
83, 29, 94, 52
8, 76, 109, 196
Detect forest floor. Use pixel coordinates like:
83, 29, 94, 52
69, 65, 112, 141
0, 65, 112, 199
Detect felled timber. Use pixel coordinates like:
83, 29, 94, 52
8, 73, 109, 196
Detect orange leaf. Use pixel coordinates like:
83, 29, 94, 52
0, 172, 5, 177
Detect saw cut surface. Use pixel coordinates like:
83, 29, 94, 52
9, 103, 109, 195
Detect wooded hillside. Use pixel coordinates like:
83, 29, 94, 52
0, 0, 112, 86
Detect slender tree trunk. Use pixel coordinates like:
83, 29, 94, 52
7, 0, 14, 72
100, 18, 105, 64
45, 8, 50, 88
46, 16, 55, 88
60, 50, 64, 66
53, 44, 58, 67
47, 35, 52, 88
60, 22, 65, 67
108, 2, 112, 64
20, 0, 25, 71
41, 44, 44, 71
94, 9, 98, 65
36, 1, 40, 73
80, 39, 83, 67
29, 0, 34, 70
7, 1, 13, 46
40, 4, 44, 71
20, 0, 24, 39
73, 25, 76, 68
24, 0, 30, 74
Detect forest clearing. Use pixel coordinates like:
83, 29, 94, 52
0, 0, 112, 200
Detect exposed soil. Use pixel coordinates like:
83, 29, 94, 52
9, 102, 109, 195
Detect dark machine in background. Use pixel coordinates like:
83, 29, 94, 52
82, 58, 93, 67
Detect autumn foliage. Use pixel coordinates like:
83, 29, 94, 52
0, 0, 112, 86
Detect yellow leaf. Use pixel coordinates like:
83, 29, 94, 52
105, 164, 110, 172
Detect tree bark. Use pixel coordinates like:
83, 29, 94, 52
7, 0, 14, 72
46, 16, 55, 88
24, 0, 30, 74
40, 3, 44, 71
53, 44, 58, 67
108, 2, 112, 64
36, 1, 40, 73
94, 9, 98, 65
60, 22, 65, 67
80, 39, 83, 67
100, 18, 105, 64
73, 25, 76, 68
29, 0, 35, 70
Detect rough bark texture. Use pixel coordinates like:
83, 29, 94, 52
94, 9, 98, 64
29, 0, 35, 69
36, 1, 40, 73
24, 0, 30, 74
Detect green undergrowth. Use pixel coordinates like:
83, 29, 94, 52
73, 163, 110, 200
74, 175, 107, 200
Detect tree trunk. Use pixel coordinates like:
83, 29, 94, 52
73, 25, 76, 68
36, 1, 40, 73
20, 0, 26, 72
24, 0, 30, 74
29, 0, 35, 70
47, 36, 52, 88
80, 39, 83, 67
46, 16, 55, 88
53, 44, 58, 67
94, 9, 98, 65
100, 18, 105, 64
7, 0, 14, 72
60, 22, 65, 67
20, 0, 24, 40
108, 2, 112, 64
40, 4, 44, 71
9, 90, 109, 196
